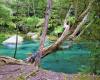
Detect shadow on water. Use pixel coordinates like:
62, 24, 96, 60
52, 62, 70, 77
0, 40, 91, 74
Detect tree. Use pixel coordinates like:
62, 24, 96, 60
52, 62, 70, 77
31, 0, 52, 67
28, 0, 95, 67
41, 0, 94, 57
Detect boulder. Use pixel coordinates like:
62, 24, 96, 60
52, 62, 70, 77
27, 32, 35, 37
27, 32, 38, 40
2, 35, 23, 48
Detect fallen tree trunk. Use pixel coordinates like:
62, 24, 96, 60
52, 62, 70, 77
43, 26, 70, 56
42, 5, 72, 57
29, 0, 93, 61
0, 56, 26, 65
42, 12, 89, 57
41, 0, 94, 57
75, 19, 94, 40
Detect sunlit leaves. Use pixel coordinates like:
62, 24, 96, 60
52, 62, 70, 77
54, 25, 63, 34
0, 4, 12, 20
67, 16, 76, 24
25, 16, 39, 27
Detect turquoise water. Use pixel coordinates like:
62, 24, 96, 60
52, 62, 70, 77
0, 40, 91, 73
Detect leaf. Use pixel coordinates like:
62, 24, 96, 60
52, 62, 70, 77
36, 18, 44, 27
54, 26, 63, 34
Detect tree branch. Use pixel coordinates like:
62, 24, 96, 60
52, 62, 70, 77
75, 19, 94, 40
43, 12, 90, 57
78, 0, 94, 20
69, 12, 90, 38
32, 0, 52, 66
42, 5, 73, 56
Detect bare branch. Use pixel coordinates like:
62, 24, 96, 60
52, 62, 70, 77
69, 12, 90, 38
78, 0, 94, 20
42, 12, 90, 57
42, 5, 73, 56
40, 0, 52, 51
28, 0, 52, 65
75, 19, 94, 40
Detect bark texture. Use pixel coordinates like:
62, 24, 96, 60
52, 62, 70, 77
33, 0, 52, 66
30, 0, 94, 61
41, 0, 94, 57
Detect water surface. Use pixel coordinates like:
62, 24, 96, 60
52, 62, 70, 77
0, 40, 91, 73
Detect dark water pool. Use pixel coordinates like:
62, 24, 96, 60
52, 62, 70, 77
0, 40, 91, 73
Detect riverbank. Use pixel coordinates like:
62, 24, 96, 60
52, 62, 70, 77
0, 56, 100, 80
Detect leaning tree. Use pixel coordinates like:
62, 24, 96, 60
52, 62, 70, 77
30, 0, 95, 66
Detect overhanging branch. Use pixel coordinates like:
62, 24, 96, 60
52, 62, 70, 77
78, 0, 94, 20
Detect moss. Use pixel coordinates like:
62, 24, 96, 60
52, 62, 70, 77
16, 75, 26, 80
79, 75, 91, 80
96, 76, 100, 80
48, 35, 58, 41
26, 71, 37, 79
29, 71, 37, 77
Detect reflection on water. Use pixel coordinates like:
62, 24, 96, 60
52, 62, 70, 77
0, 40, 91, 73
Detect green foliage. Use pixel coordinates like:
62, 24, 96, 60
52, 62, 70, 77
7, 21, 16, 29
67, 16, 76, 24
0, 1, 16, 32
0, 18, 5, 25
54, 25, 63, 34
0, 34, 6, 42
25, 16, 39, 27
0, 4, 12, 21
36, 18, 44, 27
82, 20, 100, 41
0, 0, 99, 38
0, 33, 11, 42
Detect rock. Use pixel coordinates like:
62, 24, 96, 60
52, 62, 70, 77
27, 32, 38, 40
31, 35, 38, 40
2, 35, 23, 48
27, 32, 35, 37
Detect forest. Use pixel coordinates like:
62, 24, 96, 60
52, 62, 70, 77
0, 0, 100, 80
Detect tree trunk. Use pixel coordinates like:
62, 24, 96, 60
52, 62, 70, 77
70, 12, 89, 37
41, 0, 94, 57
33, 0, 52, 66
75, 19, 94, 40
43, 25, 70, 56
42, 5, 73, 57
40, 0, 52, 51
29, 0, 93, 62
42, 12, 90, 57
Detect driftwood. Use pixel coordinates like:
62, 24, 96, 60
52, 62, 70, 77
0, 56, 26, 65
